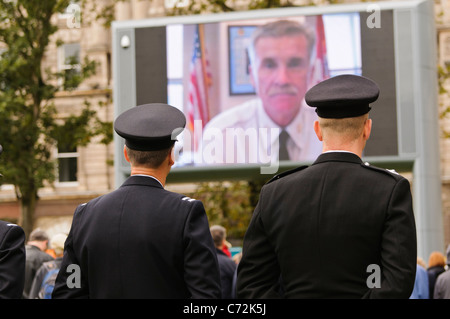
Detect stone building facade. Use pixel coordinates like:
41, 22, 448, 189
0, 0, 183, 236
436, 0, 450, 253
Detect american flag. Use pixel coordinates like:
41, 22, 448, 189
186, 24, 211, 150
308, 15, 330, 87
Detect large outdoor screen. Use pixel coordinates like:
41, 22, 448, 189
131, 11, 396, 173
113, 0, 437, 181
113, 0, 443, 258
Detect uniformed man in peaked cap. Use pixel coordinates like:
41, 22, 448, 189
237, 75, 417, 298
53, 103, 221, 298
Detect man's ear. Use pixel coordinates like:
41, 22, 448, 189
314, 120, 323, 141
168, 147, 175, 167
123, 146, 131, 163
363, 118, 372, 141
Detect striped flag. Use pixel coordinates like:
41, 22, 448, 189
186, 24, 212, 150
308, 15, 330, 87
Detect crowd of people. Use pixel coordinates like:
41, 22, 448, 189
0, 225, 68, 299
21, 229, 67, 299
1, 225, 241, 299
2, 223, 450, 299
410, 245, 450, 299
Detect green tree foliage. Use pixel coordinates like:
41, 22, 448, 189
193, 181, 262, 243
166, 0, 340, 15
439, 63, 450, 138
188, 179, 269, 244
0, 0, 112, 237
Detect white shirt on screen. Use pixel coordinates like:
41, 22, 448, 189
199, 98, 322, 165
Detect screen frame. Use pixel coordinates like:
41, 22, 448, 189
112, 0, 429, 183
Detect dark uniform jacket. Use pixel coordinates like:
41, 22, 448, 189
216, 248, 237, 299
0, 220, 25, 299
237, 152, 417, 298
52, 175, 221, 299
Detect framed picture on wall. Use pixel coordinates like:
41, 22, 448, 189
228, 25, 257, 95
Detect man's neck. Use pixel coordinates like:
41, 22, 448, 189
322, 143, 364, 158
130, 167, 167, 187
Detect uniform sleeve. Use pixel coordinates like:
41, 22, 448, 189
52, 205, 89, 299
363, 178, 417, 299
183, 200, 222, 298
0, 224, 25, 299
236, 187, 282, 298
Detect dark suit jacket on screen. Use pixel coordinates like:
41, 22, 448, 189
237, 151, 417, 299
52, 175, 221, 299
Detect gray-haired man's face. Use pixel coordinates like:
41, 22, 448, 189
249, 34, 310, 127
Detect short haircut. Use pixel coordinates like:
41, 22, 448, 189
210, 225, 226, 247
318, 114, 368, 142
29, 229, 49, 242
247, 19, 316, 67
50, 233, 67, 256
126, 145, 172, 169
428, 251, 446, 268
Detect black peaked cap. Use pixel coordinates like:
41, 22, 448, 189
305, 74, 380, 119
114, 103, 186, 151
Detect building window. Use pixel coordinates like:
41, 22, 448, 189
323, 13, 362, 76
166, 25, 184, 107
57, 144, 78, 183
58, 43, 81, 89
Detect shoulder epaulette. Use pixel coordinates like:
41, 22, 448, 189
267, 165, 309, 184
181, 196, 197, 202
361, 161, 401, 179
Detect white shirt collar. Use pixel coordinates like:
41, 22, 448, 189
323, 150, 361, 158
323, 150, 354, 153
256, 99, 317, 149
132, 174, 164, 188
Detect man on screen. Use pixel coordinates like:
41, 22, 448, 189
202, 19, 323, 166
